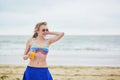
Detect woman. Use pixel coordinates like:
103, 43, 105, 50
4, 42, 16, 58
22, 22, 64, 80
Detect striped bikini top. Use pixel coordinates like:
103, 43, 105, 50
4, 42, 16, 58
29, 38, 49, 54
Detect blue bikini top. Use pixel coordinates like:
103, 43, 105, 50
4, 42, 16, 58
29, 38, 49, 54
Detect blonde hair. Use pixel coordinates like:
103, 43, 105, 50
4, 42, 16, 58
32, 22, 47, 38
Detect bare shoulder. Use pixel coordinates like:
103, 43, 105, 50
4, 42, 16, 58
27, 37, 32, 42
26, 37, 34, 45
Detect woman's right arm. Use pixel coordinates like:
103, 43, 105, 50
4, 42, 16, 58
23, 38, 32, 60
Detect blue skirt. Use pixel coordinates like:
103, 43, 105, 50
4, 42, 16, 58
22, 66, 53, 80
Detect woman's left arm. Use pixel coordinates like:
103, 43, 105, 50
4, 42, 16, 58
47, 32, 64, 45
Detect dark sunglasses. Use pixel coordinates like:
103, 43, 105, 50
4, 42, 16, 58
42, 29, 49, 32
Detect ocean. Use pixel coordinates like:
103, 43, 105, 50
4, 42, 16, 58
0, 35, 120, 66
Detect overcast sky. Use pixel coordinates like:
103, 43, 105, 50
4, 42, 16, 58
0, 0, 120, 35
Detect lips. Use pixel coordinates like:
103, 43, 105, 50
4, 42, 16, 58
43, 33, 47, 35
43, 33, 46, 36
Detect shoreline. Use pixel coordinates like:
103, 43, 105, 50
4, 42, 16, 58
0, 54, 120, 66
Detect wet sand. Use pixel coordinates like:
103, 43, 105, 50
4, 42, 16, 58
0, 65, 120, 80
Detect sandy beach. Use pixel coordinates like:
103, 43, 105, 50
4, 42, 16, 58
0, 65, 120, 80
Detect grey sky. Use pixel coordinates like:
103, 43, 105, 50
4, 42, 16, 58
0, 0, 120, 35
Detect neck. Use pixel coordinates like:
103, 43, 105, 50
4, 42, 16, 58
37, 36, 45, 41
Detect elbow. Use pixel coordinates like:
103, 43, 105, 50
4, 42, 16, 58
61, 32, 64, 37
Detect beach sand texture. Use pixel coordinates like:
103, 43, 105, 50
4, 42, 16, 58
0, 65, 120, 80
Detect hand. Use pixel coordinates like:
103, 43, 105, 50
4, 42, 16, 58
23, 54, 29, 60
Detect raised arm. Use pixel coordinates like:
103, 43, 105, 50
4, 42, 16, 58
46, 32, 64, 45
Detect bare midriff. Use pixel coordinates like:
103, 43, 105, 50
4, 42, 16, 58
28, 51, 48, 67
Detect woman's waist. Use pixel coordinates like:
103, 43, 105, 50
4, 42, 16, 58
29, 59, 47, 63
28, 61, 48, 67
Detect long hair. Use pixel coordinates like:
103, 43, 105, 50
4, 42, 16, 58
32, 22, 47, 38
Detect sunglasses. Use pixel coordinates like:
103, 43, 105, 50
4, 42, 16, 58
42, 29, 49, 32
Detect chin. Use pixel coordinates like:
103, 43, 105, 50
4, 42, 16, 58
43, 34, 46, 37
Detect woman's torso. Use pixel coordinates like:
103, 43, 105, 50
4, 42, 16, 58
28, 38, 49, 67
